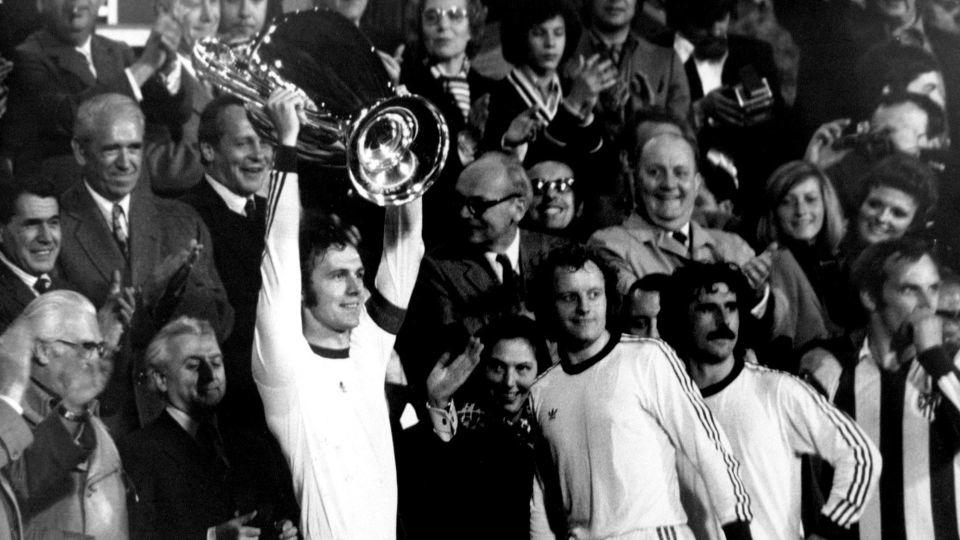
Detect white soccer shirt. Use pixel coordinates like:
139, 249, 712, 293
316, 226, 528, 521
528, 335, 752, 539
253, 148, 423, 539
682, 360, 880, 539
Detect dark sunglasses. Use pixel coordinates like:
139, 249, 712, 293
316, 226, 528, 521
531, 177, 575, 194
458, 193, 522, 216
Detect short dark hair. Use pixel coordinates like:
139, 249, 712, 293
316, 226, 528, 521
855, 153, 938, 231
533, 243, 622, 338
620, 272, 670, 326
500, 0, 581, 69
299, 210, 363, 308
0, 172, 59, 225
658, 261, 753, 358
851, 237, 937, 309
479, 315, 553, 374
860, 41, 940, 98
667, 0, 736, 30
874, 90, 947, 139
198, 95, 250, 164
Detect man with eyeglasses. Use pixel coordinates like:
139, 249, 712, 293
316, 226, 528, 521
397, 151, 566, 388
7, 290, 128, 538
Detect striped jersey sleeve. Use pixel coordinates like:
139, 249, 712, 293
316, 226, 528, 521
647, 341, 753, 526
778, 371, 881, 532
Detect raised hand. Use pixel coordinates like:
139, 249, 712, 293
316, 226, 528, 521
804, 118, 854, 168
427, 337, 484, 408
503, 106, 544, 149
377, 44, 405, 87
266, 88, 306, 147
564, 54, 618, 117
741, 242, 778, 292
97, 270, 136, 349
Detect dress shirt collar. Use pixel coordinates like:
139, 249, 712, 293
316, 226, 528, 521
0, 248, 47, 294
484, 230, 521, 281
205, 174, 253, 216
429, 56, 470, 79
177, 51, 198, 80
673, 33, 696, 64
84, 181, 131, 228
75, 35, 93, 60
166, 405, 200, 438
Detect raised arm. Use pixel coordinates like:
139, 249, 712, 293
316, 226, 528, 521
375, 198, 424, 311
252, 89, 305, 388
780, 375, 881, 536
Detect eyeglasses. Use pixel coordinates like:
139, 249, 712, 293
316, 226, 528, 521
531, 177, 575, 194
458, 193, 522, 216
938, 309, 960, 321
40, 339, 108, 360
422, 6, 468, 26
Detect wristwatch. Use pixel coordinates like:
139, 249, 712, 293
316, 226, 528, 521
56, 402, 90, 422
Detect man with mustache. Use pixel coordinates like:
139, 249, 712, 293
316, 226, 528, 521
659, 261, 880, 539
528, 243, 753, 539
802, 238, 960, 538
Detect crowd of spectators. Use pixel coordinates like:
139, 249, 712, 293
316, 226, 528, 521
0, 0, 958, 538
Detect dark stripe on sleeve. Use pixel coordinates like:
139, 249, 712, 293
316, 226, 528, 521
366, 287, 406, 335
929, 410, 960, 540
879, 369, 907, 540
274, 145, 298, 173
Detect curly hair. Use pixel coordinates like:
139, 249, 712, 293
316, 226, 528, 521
855, 152, 938, 233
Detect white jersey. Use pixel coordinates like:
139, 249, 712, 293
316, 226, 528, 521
681, 360, 880, 539
252, 148, 423, 539
528, 335, 752, 539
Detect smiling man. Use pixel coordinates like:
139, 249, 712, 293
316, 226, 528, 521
58, 93, 233, 434
590, 132, 758, 294
181, 96, 270, 429
0, 174, 66, 330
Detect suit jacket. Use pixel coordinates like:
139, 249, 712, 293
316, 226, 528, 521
396, 228, 566, 384
120, 411, 297, 540
0, 263, 70, 333
180, 179, 266, 427
57, 182, 234, 433
0, 402, 33, 540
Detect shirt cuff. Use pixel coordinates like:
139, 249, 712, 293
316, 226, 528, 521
124, 68, 144, 102
427, 400, 457, 442
750, 284, 770, 319
0, 396, 22, 416
161, 58, 183, 96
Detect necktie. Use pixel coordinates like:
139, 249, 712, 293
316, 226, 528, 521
244, 197, 257, 220
496, 253, 516, 295
111, 204, 129, 258
672, 230, 689, 248
33, 275, 51, 294
196, 418, 230, 472
76, 47, 97, 79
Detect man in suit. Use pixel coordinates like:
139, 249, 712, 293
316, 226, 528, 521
0, 300, 41, 540
397, 151, 566, 386
57, 93, 233, 435
8, 290, 127, 539
668, 0, 788, 202
181, 96, 268, 429
121, 316, 298, 540
0, 175, 64, 332
1, 0, 184, 182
